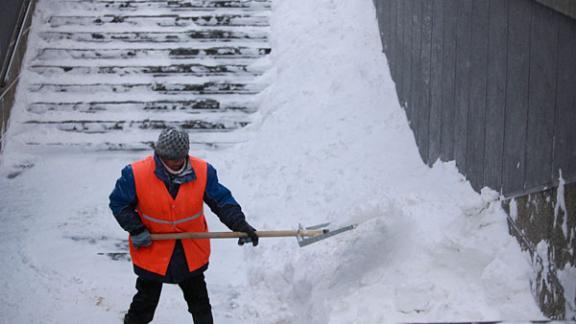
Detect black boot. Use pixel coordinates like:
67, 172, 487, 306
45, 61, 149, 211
178, 274, 213, 324
124, 277, 163, 324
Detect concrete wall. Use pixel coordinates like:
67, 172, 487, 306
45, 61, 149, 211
503, 182, 576, 318
0, 0, 24, 67
372, 0, 576, 319
0, 0, 33, 153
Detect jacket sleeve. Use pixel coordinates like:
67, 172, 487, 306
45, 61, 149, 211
204, 163, 248, 231
109, 165, 146, 235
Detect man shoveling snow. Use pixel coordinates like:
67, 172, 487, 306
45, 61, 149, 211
109, 127, 259, 324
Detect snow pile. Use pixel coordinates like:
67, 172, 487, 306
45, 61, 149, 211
0, 0, 544, 323
214, 0, 544, 322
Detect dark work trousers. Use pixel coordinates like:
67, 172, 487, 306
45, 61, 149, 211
124, 274, 213, 324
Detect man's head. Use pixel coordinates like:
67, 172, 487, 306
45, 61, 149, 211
155, 127, 190, 170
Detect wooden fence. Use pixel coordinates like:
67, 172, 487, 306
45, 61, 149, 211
373, 0, 576, 197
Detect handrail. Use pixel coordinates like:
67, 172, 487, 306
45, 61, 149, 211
0, 0, 33, 89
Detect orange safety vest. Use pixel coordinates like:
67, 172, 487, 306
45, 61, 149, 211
129, 155, 210, 276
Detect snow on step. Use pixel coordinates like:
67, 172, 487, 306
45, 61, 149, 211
24, 118, 250, 133
29, 81, 264, 95
34, 47, 271, 61
22, 141, 233, 152
40, 30, 268, 43
55, 0, 272, 12
29, 63, 263, 77
23, 106, 252, 121
48, 14, 270, 28
27, 100, 257, 115
16, 129, 249, 150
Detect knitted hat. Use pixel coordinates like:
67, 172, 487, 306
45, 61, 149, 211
154, 127, 190, 160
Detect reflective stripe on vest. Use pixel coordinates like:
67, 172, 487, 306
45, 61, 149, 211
129, 155, 210, 276
142, 211, 203, 226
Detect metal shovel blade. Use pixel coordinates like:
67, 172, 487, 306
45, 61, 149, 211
297, 223, 357, 247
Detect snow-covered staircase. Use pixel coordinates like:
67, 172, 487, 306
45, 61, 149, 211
12, 0, 271, 151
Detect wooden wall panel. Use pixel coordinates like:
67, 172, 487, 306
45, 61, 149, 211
401, 0, 412, 110
484, 0, 509, 192
525, 5, 559, 190
503, 0, 534, 195
440, 0, 458, 161
453, 0, 473, 173
466, 0, 490, 190
374, 0, 576, 196
388, 0, 398, 82
408, 1, 422, 130
428, 0, 444, 164
554, 15, 576, 182
417, 0, 433, 164
394, 0, 404, 101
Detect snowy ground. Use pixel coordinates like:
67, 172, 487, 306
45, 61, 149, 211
0, 0, 545, 323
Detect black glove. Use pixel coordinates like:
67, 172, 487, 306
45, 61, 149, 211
131, 229, 152, 248
236, 222, 259, 247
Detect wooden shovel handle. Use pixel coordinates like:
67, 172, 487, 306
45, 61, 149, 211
150, 230, 326, 240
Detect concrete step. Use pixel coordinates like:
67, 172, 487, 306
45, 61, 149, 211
55, 0, 271, 12
21, 110, 251, 123
14, 126, 250, 150
29, 81, 264, 95
26, 91, 260, 103
56, 0, 186, 2
21, 141, 230, 152
33, 47, 271, 61
48, 14, 269, 28
22, 140, 242, 152
24, 141, 156, 152
23, 118, 250, 134
27, 100, 257, 115
39, 30, 268, 43
29, 63, 263, 77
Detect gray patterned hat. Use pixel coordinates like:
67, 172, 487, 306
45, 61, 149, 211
154, 127, 190, 160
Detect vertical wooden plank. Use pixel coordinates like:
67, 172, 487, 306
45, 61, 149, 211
466, 0, 490, 191
384, 0, 396, 55
390, 0, 402, 83
440, 0, 458, 161
409, 1, 422, 134
428, 0, 444, 165
417, 0, 433, 164
503, 0, 533, 196
525, 4, 559, 192
381, 0, 391, 53
395, 0, 405, 104
374, 0, 384, 47
386, 0, 398, 83
385, 0, 392, 49
453, 0, 473, 174
373, 1, 384, 51
484, 0, 509, 192
553, 15, 576, 183
386, 0, 393, 53
401, 0, 413, 110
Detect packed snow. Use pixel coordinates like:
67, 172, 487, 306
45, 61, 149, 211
0, 0, 544, 323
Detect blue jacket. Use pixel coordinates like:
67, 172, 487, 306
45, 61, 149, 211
109, 154, 248, 282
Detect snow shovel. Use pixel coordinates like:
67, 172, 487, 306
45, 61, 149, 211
149, 222, 357, 247
98, 223, 356, 259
